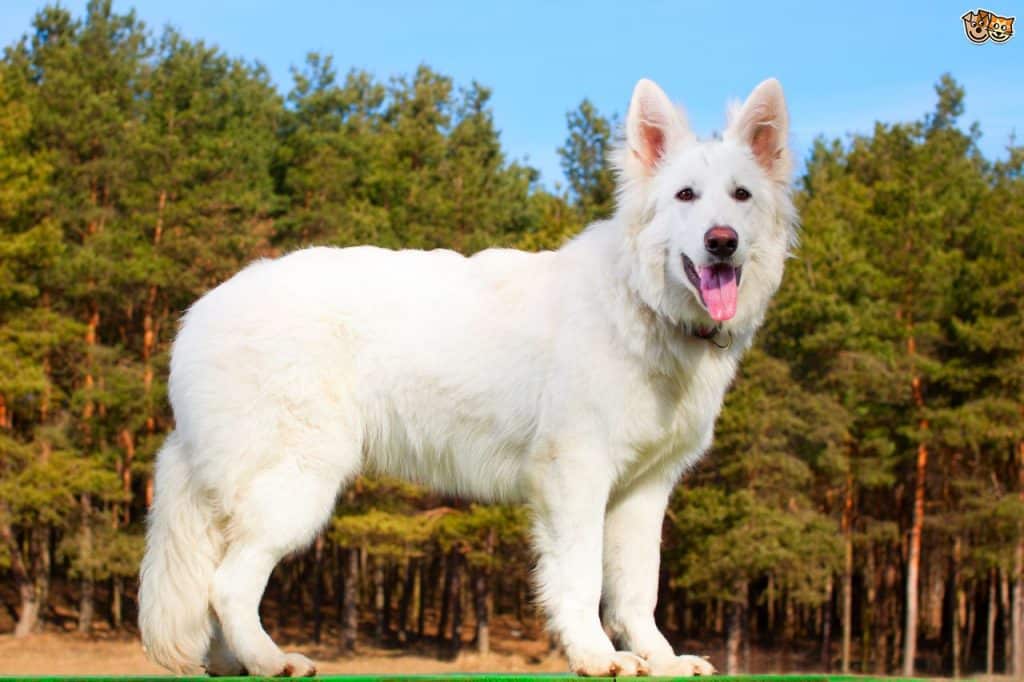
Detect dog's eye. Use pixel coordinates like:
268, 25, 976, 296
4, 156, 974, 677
675, 187, 696, 202
733, 187, 751, 202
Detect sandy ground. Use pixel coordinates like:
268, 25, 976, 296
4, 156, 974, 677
0, 633, 571, 676
4, 633, 1005, 679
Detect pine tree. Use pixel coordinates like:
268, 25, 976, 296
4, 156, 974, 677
558, 99, 616, 223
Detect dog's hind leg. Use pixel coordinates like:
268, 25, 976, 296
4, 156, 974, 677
211, 445, 359, 677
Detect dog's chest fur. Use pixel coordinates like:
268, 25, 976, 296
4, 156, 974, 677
614, 340, 741, 489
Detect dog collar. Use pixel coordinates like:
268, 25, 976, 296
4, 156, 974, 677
691, 325, 733, 350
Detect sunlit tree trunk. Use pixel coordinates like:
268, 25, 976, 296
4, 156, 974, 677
110, 576, 123, 629
987, 569, 997, 675
77, 494, 95, 633
18, 526, 51, 636
841, 475, 854, 673
902, 331, 929, 677
1014, 440, 1024, 676
952, 535, 963, 678
1, 516, 40, 637
11, 376, 55, 638
341, 548, 359, 653
473, 528, 495, 654
725, 580, 748, 674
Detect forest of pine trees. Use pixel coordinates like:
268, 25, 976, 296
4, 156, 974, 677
1, 2, 1022, 678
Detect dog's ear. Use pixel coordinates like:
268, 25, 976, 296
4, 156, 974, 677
624, 79, 690, 173
726, 78, 791, 182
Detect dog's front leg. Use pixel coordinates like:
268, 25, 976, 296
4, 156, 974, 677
602, 474, 716, 677
530, 448, 649, 677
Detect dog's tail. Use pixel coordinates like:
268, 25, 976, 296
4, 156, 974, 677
138, 431, 220, 674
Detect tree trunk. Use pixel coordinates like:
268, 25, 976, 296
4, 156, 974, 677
334, 544, 344, 627
902, 331, 929, 678
952, 536, 962, 678
903, 442, 928, 676
312, 536, 325, 644
841, 476, 854, 673
473, 567, 491, 655
863, 546, 877, 673
372, 557, 385, 643
1, 517, 32, 638
418, 555, 434, 639
786, 597, 796, 671
679, 589, 691, 639
878, 556, 897, 674
1015, 530, 1024, 677
964, 583, 976, 677
382, 562, 398, 641
725, 580, 747, 674
13, 525, 51, 637
78, 494, 95, 633
821, 575, 833, 672
1002, 569, 1011, 673
110, 576, 123, 629
1015, 440, 1024, 677
14, 588, 41, 638
341, 548, 359, 653
437, 550, 456, 642
291, 562, 306, 631
118, 429, 135, 526
449, 550, 464, 657
987, 569, 997, 675
397, 558, 417, 643
474, 528, 496, 655
142, 187, 165, 436
78, 574, 95, 634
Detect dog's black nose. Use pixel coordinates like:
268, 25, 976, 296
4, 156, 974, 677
704, 226, 738, 258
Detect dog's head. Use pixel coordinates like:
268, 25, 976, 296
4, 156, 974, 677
612, 78, 797, 337
962, 11, 991, 43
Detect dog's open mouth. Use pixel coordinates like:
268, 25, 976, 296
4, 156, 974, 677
682, 255, 741, 322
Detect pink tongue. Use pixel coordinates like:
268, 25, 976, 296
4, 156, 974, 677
699, 265, 738, 321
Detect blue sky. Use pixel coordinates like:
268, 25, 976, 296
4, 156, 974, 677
1, 1, 1021, 186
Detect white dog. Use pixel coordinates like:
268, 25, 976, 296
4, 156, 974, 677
139, 77, 796, 677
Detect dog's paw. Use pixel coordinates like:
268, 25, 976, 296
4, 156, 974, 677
647, 653, 716, 677
276, 652, 317, 677
245, 651, 317, 678
570, 650, 650, 677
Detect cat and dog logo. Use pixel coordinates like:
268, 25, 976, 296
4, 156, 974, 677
962, 8, 1015, 42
